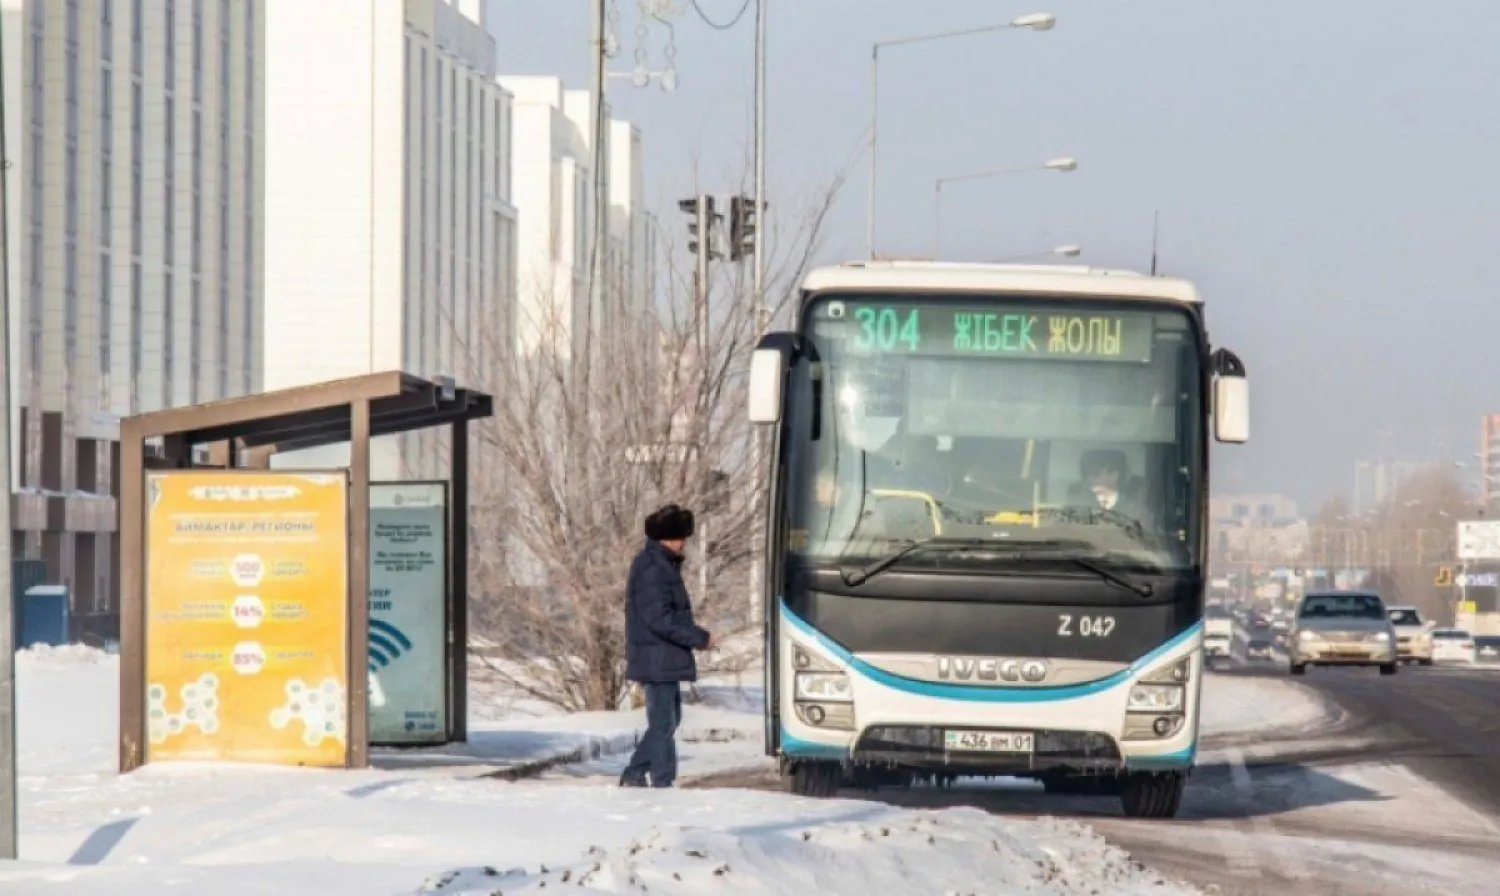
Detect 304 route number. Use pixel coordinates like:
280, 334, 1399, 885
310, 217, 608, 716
1057, 615, 1116, 637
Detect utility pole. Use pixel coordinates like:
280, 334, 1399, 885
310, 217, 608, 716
679, 193, 718, 346
587, 0, 607, 363
750, 0, 768, 627
0, 6, 17, 859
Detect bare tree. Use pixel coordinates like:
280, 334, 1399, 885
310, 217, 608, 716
1305, 469, 1471, 620
456, 175, 845, 712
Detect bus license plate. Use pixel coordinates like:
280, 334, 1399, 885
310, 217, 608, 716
944, 730, 1034, 753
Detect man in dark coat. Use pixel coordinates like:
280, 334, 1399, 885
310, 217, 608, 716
619, 504, 713, 788
1067, 449, 1150, 522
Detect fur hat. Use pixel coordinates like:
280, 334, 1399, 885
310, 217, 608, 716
644, 504, 696, 541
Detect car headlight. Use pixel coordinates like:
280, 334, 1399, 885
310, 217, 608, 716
1127, 683, 1184, 713
1298, 629, 1317, 641
795, 672, 853, 703
1368, 631, 1390, 643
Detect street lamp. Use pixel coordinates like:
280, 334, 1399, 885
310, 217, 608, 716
932, 156, 1077, 257
867, 13, 1057, 259
994, 244, 1082, 262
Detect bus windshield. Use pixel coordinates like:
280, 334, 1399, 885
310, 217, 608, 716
781, 294, 1205, 575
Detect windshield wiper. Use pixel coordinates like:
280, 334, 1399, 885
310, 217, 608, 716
841, 537, 1041, 587
1063, 557, 1155, 599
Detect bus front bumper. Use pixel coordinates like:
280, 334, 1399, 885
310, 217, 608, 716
777, 607, 1201, 775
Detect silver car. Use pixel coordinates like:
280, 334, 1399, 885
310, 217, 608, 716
1288, 591, 1398, 677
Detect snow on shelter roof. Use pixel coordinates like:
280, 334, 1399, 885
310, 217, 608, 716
801, 261, 1201, 305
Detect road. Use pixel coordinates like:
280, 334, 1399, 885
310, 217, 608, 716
684, 661, 1500, 895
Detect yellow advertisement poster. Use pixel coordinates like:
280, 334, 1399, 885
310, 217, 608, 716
144, 470, 350, 766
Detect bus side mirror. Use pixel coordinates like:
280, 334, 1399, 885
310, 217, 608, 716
749, 332, 798, 425
1214, 377, 1249, 443
1211, 348, 1248, 444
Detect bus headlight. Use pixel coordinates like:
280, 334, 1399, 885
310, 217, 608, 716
795, 672, 853, 703
1127, 683, 1185, 713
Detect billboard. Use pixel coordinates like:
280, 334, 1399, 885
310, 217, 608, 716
368, 482, 448, 744
1458, 520, 1500, 560
144, 471, 350, 766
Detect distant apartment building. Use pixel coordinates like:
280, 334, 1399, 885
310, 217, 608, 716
2, 0, 265, 640
500, 75, 649, 358
260, 0, 517, 480
1353, 459, 1442, 515
1482, 414, 1500, 508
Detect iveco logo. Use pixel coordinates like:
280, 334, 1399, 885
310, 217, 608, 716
937, 656, 1049, 683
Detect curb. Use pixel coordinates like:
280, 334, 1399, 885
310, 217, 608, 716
478, 726, 760, 783
480, 731, 641, 782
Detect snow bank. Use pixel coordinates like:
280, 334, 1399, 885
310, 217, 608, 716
1199, 672, 1336, 738
418, 810, 1193, 896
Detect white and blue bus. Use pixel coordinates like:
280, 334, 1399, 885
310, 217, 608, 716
747, 261, 1249, 818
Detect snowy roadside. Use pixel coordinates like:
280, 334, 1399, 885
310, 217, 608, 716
6, 645, 1199, 895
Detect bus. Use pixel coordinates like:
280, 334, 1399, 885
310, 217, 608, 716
746, 261, 1249, 818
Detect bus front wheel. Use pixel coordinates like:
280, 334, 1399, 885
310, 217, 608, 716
783, 760, 841, 798
1120, 771, 1185, 819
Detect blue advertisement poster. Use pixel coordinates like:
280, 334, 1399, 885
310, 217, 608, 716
368, 482, 448, 744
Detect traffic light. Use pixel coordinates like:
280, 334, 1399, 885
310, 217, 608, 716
678, 194, 721, 259
729, 195, 760, 262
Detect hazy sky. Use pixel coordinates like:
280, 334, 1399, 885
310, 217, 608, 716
487, 0, 1500, 508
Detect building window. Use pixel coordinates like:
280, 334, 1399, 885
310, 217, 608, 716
100, 261, 112, 387
131, 82, 143, 256
131, 0, 143, 74
100, 68, 113, 240
192, 0, 203, 102
101, 0, 114, 61
165, 0, 176, 85
130, 260, 143, 412
165, 96, 175, 265
163, 275, 174, 407
192, 109, 202, 265
190, 278, 201, 404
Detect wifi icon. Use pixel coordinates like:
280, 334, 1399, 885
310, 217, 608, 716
368, 619, 414, 673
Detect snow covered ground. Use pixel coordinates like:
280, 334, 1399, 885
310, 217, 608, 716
1197, 670, 1336, 737
10, 643, 1485, 895
4, 646, 1193, 894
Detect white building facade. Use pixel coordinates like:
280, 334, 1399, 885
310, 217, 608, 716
261, 0, 516, 480
500, 76, 649, 358
2, 0, 264, 638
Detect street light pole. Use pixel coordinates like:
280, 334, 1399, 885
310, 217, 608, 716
932, 157, 1076, 257
865, 13, 1056, 259
749, 0, 768, 626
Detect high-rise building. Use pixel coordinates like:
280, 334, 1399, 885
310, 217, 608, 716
1353, 460, 1443, 514
2, 0, 265, 640
261, 0, 517, 480
500, 76, 649, 359
1482, 415, 1500, 508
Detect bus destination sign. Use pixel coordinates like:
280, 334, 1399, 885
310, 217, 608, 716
841, 304, 1154, 363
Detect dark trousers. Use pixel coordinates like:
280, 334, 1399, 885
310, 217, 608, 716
621, 682, 682, 787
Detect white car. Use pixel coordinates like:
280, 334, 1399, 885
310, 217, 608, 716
1429, 628, 1475, 665
1204, 605, 1233, 662
1386, 605, 1434, 665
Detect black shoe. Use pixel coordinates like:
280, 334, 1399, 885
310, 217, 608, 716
619, 776, 648, 788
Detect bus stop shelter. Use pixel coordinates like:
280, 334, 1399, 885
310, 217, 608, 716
116, 371, 493, 772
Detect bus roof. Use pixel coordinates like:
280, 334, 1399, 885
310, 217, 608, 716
802, 261, 1202, 305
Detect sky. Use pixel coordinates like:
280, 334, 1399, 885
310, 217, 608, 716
486, 0, 1500, 509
